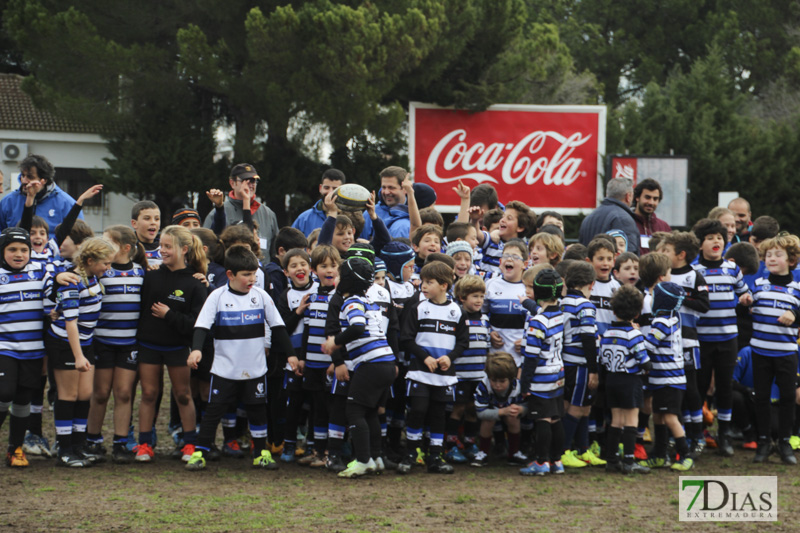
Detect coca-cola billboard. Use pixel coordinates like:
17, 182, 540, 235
409, 102, 606, 213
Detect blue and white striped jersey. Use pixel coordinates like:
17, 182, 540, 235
195, 285, 284, 380
456, 309, 489, 381
483, 276, 527, 366
43, 258, 73, 315
561, 290, 597, 366
30, 240, 59, 267
303, 285, 335, 369
693, 259, 749, 342
143, 242, 162, 267
750, 276, 800, 357
281, 281, 317, 351
0, 263, 46, 360
669, 265, 709, 368
49, 275, 103, 346
403, 298, 466, 387
95, 263, 145, 346
474, 376, 523, 414
644, 314, 685, 389
338, 295, 395, 370
599, 322, 650, 375
590, 277, 620, 337
478, 234, 503, 274
521, 307, 565, 398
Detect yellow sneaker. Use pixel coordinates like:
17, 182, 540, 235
790, 435, 800, 451
6, 447, 29, 468
578, 449, 607, 466
561, 450, 587, 468
643, 427, 652, 443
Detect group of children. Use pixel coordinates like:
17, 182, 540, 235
2, 175, 800, 480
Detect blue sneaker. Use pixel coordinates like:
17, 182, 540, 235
126, 426, 136, 452
280, 445, 297, 463
551, 460, 565, 474
169, 423, 182, 446
444, 447, 467, 464
464, 443, 480, 460
520, 461, 550, 476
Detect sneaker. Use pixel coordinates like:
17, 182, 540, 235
643, 427, 652, 443
605, 461, 622, 473
671, 457, 694, 471
414, 447, 426, 466
6, 447, 29, 467
634, 443, 648, 461
470, 450, 489, 467
126, 426, 136, 452
181, 444, 196, 462
577, 449, 607, 466
380, 455, 397, 471
589, 440, 602, 457
373, 457, 386, 473
222, 440, 244, 459
753, 439, 771, 463
444, 447, 467, 464
23, 432, 53, 457
716, 433, 734, 457
620, 461, 650, 474
326, 454, 346, 473
551, 460, 565, 474
427, 454, 454, 474
688, 438, 705, 459
84, 441, 107, 458
560, 450, 587, 468
185, 451, 206, 471
112, 446, 135, 464
56, 452, 90, 468
252, 450, 279, 470
507, 450, 529, 465
270, 442, 284, 455
309, 452, 327, 468
778, 439, 797, 465
280, 445, 297, 463
298, 450, 322, 466
704, 430, 718, 449
237, 434, 251, 450
134, 443, 154, 462
171, 446, 184, 460
77, 446, 106, 465
396, 452, 415, 475
639, 456, 669, 469
790, 435, 800, 451
520, 461, 549, 476
339, 459, 372, 478
463, 443, 480, 460
168, 423, 182, 446
207, 444, 221, 462
742, 440, 758, 450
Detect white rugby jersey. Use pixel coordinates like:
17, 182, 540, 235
405, 299, 465, 387
0, 263, 46, 360
30, 240, 59, 267
95, 263, 145, 346
386, 279, 416, 311
590, 277, 620, 337
367, 283, 393, 336
195, 285, 285, 380
483, 276, 527, 366
456, 309, 489, 381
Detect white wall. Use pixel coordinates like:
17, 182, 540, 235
0, 130, 135, 233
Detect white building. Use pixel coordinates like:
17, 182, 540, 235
0, 73, 135, 232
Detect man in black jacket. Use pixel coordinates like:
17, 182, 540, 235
578, 177, 640, 254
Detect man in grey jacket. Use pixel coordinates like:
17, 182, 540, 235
578, 177, 640, 254
203, 163, 279, 257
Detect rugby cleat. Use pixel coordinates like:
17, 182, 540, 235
253, 450, 279, 470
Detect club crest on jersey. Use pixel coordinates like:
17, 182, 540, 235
225, 303, 233, 308
105, 270, 116, 278
0, 275, 8, 285
168, 289, 185, 302
251, 296, 258, 305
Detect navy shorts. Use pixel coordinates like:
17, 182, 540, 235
405, 380, 455, 403
527, 394, 565, 420
454, 380, 479, 404
283, 369, 303, 393
652, 386, 684, 415
138, 345, 188, 367
302, 366, 329, 392
0, 354, 42, 391
347, 362, 395, 408
605, 373, 643, 409
564, 365, 594, 407
94, 342, 138, 371
46, 334, 95, 370
208, 373, 268, 405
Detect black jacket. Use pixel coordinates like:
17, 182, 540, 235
137, 265, 208, 348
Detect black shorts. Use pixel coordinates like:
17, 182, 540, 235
331, 371, 350, 397
605, 373, 643, 409
564, 365, 594, 407
283, 369, 303, 393
652, 387, 684, 415
527, 394, 565, 420
138, 345, 189, 367
46, 334, 95, 370
0, 355, 42, 391
347, 362, 395, 408
454, 381, 479, 404
302, 366, 329, 392
405, 379, 456, 403
94, 342, 139, 371
208, 373, 268, 405
195, 342, 214, 382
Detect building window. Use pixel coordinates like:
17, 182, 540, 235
54, 167, 102, 207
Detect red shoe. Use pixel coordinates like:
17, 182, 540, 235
702, 402, 715, 426
704, 430, 718, 449
634, 443, 648, 461
181, 444, 196, 462
742, 441, 757, 450
134, 443, 154, 462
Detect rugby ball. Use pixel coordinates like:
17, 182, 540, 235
334, 184, 371, 211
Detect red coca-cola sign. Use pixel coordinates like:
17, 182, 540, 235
409, 103, 606, 213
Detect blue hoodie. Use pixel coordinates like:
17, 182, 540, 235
0, 180, 82, 240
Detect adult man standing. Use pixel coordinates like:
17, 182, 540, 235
0, 154, 82, 238
631, 178, 671, 254
291, 169, 345, 236
373, 166, 411, 239
727, 197, 752, 243
203, 162, 278, 257
578, 177, 640, 254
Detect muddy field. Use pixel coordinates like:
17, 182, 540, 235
2, 405, 797, 532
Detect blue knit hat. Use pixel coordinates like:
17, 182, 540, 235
374, 258, 387, 273
652, 281, 685, 316
413, 183, 437, 209
606, 229, 628, 251
380, 241, 415, 282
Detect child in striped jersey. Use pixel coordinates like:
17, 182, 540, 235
692, 219, 752, 457
399, 262, 468, 474
473, 200, 535, 275
322, 257, 396, 478
46, 237, 115, 467
748, 233, 800, 465
444, 275, 489, 464
483, 239, 528, 367
519, 270, 565, 476
559, 262, 605, 468
600, 285, 651, 475
131, 201, 162, 268
0, 228, 47, 468
641, 282, 693, 471
472, 352, 526, 467
186, 245, 294, 471
586, 238, 621, 338
662, 231, 710, 457
85, 226, 147, 464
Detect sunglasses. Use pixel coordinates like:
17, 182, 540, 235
236, 177, 260, 184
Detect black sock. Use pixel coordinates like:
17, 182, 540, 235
549, 420, 564, 463
54, 399, 75, 453
9, 405, 29, 450
622, 426, 637, 464
72, 400, 90, 450
561, 413, 579, 452
606, 426, 622, 464
675, 436, 690, 459
445, 416, 460, 449
535, 420, 552, 463
652, 424, 668, 458
464, 420, 479, 445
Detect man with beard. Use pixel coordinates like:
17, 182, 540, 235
727, 197, 752, 244
632, 178, 671, 255
373, 166, 412, 239
292, 169, 345, 236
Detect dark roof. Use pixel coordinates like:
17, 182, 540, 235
0, 74, 102, 134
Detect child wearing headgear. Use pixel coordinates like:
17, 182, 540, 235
446, 240, 474, 281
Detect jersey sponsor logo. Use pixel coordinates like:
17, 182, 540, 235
22, 291, 42, 301
438, 322, 455, 333
0, 293, 19, 302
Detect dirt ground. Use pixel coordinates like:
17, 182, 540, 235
2, 400, 799, 532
